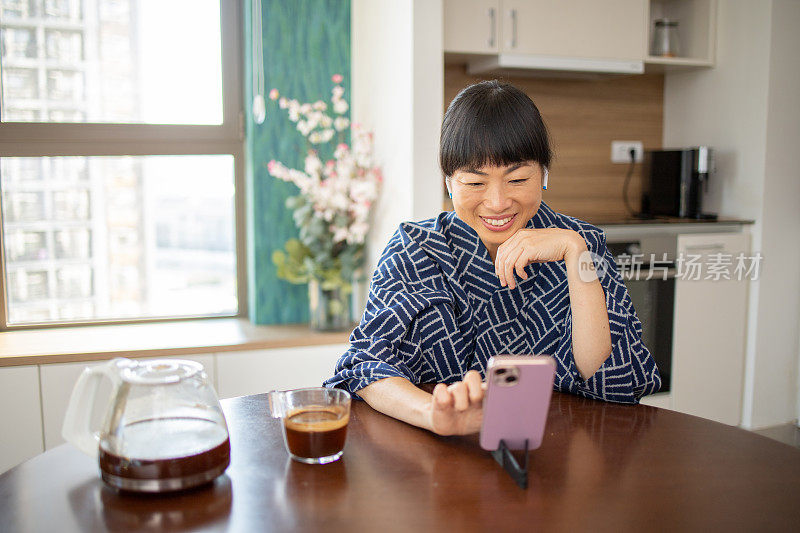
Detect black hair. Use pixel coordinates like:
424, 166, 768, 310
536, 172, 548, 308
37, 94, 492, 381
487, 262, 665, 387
439, 80, 552, 178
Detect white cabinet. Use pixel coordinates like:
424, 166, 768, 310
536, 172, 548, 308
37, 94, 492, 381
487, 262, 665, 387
444, 0, 500, 54
444, 0, 717, 74
0, 366, 43, 474
670, 232, 750, 425
501, 0, 646, 61
445, 0, 647, 74
41, 360, 106, 452
445, 0, 645, 59
216, 344, 348, 399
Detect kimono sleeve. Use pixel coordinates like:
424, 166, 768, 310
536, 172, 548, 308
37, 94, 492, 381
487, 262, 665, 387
324, 228, 452, 397
551, 228, 662, 403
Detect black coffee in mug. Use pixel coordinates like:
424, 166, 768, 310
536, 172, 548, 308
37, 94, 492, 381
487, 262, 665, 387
283, 406, 349, 460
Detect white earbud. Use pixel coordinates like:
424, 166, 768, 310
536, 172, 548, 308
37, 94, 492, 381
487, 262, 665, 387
542, 167, 549, 190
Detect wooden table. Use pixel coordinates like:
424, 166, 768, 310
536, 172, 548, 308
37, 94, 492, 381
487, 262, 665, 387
1, 392, 799, 532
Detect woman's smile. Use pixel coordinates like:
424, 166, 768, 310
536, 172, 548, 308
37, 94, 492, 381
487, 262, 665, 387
479, 214, 516, 231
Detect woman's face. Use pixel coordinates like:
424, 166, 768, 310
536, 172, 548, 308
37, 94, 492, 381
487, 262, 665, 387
449, 161, 544, 259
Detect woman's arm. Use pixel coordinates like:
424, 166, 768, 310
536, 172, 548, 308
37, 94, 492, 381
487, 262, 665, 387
563, 238, 613, 380
358, 372, 484, 436
494, 228, 612, 381
495, 226, 660, 402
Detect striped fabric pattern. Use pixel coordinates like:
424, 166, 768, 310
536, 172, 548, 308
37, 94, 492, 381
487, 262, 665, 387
325, 202, 661, 403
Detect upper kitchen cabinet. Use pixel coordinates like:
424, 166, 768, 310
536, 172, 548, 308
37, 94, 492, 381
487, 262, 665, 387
444, 0, 717, 76
445, 0, 647, 74
501, 0, 645, 60
443, 0, 501, 54
645, 0, 717, 71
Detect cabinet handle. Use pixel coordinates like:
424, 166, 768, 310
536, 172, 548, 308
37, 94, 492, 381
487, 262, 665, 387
510, 9, 517, 48
684, 244, 727, 255
622, 268, 678, 281
487, 8, 496, 48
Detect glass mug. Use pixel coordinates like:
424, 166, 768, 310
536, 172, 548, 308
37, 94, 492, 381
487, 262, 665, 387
268, 387, 351, 464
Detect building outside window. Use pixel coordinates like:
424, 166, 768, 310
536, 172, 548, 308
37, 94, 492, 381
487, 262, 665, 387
0, 0, 245, 327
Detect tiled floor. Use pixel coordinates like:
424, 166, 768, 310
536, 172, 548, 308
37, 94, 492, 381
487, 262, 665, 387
752, 424, 800, 449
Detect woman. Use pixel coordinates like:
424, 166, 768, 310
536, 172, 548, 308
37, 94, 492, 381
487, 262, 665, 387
324, 80, 660, 436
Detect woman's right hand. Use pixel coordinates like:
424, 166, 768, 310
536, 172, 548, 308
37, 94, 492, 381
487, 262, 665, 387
428, 370, 485, 436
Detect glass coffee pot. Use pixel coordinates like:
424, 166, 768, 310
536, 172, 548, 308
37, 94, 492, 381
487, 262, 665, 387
62, 357, 230, 493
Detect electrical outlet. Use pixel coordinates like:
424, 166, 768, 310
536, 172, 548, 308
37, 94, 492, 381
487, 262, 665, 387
611, 141, 644, 163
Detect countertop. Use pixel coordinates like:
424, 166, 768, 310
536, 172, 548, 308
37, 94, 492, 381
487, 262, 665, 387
589, 215, 754, 226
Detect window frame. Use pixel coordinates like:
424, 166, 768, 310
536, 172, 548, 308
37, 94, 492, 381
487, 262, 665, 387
0, 0, 247, 330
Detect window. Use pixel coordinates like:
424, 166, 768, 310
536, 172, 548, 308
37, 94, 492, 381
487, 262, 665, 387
0, 0, 245, 328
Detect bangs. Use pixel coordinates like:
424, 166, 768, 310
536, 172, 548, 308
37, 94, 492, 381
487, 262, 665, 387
440, 81, 552, 178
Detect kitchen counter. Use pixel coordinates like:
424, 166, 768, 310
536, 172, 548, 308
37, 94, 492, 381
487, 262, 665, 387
589, 216, 753, 240
588, 215, 754, 226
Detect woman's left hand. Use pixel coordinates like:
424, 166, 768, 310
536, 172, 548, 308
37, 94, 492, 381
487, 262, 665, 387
494, 228, 586, 289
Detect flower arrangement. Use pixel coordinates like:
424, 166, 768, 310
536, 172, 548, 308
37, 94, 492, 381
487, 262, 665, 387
266, 74, 381, 329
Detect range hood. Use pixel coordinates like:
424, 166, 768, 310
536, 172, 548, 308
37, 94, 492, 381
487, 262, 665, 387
466, 53, 644, 77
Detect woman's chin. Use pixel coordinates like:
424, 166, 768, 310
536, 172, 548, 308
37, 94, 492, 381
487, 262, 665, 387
476, 228, 514, 250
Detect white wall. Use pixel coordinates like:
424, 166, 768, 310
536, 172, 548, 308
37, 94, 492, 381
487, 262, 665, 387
663, 0, 800, 428
757, 0, 800, 428
412, 1, 445, 221
351, 0, 444, 291
663, 1, 771, 221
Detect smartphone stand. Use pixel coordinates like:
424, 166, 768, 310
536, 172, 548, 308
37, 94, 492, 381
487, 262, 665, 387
491, 439, 529, 489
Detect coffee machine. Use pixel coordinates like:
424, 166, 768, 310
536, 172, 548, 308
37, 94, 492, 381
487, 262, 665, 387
641, 147, 716, 219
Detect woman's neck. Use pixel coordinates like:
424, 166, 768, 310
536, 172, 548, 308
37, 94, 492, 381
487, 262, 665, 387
484, 242, 498, 263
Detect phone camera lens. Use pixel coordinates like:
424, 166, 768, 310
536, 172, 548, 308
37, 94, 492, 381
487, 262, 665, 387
505, 375, 517, 383
495, 368, 507, 375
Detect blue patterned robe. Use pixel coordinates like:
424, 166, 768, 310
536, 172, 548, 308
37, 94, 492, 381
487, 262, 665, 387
325, 202, 661, 403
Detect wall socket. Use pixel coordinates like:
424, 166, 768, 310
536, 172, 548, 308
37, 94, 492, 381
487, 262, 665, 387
611, 141, 644, 163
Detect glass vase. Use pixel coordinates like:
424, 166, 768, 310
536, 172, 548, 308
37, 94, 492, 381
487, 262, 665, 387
308, 279, 351, 331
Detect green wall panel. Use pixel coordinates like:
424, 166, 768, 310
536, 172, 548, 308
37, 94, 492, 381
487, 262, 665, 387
245, 0, 351, 324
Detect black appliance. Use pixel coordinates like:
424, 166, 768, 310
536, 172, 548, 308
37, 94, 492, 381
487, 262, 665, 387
606, 238, 677, 393
642, 147, 716, 219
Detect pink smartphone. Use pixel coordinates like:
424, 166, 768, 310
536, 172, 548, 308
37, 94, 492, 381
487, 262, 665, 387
479, 355, 556, 451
